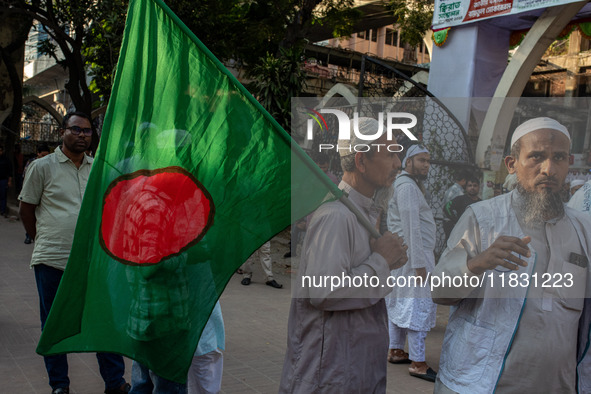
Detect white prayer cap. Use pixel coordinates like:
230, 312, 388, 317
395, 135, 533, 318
402, 144, 429, 168
338, 117, 385, 157
570, 179, 585, 189
510, 117, 570, 148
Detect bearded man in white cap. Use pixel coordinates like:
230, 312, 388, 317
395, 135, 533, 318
432, 117, 591, 393
386, 144, 438, 382
279, 117, 408, 393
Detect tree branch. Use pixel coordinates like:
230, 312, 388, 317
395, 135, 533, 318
7, 5, 76, 45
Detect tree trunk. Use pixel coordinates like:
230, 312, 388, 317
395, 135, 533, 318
0, 8, 33, 155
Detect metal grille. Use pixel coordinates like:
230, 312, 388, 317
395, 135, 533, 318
20, 120, 61, 143
359, 56, 476, 257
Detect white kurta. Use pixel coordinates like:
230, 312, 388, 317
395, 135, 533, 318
433, 190, 588, 393
386, 172, 437, 331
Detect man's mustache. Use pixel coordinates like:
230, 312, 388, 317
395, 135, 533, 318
534, 176, 558, 186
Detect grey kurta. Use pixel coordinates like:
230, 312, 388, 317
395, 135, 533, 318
279, 182, 393, 394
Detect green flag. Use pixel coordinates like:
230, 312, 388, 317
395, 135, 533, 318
37, 0, 341, 383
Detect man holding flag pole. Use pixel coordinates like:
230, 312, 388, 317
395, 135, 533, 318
280, 117, 408, 393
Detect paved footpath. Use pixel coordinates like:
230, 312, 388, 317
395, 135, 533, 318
0, 213, 448, 393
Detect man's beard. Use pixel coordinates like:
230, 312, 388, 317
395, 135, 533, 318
65, 139, 90, 154
374, 185, 394, 235
374, 184, 394, 213
516, 183, 564, 225
414, 173, 428, 181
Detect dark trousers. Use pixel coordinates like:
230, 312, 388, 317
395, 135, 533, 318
129, 362, 187, 394
34, 264, 126, 390
0, 178, 7, 214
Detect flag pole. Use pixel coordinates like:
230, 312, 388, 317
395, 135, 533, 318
338, 194, 382, 239
290, 149, 382, 239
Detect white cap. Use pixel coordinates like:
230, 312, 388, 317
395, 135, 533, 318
511, 117, 570, 147
570, 179, 585, 189
338, 117, 385, 157
402, 144, 429, 168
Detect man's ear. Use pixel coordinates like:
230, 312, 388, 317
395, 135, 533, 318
505, 155, 516, 174
355, 152, 365, 173
59, 128, 65, 138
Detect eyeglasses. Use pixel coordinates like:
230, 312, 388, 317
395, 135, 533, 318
66, 126, 93, 136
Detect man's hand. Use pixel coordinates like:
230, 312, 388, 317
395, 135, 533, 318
371, 231, 408, 270
415, 267, 427, 280
467, 236, 531, 276
19, 201, 37, 239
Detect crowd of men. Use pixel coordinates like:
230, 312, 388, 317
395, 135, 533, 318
9, 112, 591, 393
281, 115, 591, 393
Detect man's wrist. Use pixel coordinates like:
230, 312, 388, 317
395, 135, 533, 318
466, 258, 485, 276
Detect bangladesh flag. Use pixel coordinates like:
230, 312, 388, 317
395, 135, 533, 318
36, 0, 341, 383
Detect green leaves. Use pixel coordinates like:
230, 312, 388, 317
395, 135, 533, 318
246, 46, 306, 131
385, 0, 433, 48
17, 0, 360, 119
83, 0, 128, 105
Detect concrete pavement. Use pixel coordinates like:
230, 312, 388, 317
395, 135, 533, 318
0, 214, 448, 393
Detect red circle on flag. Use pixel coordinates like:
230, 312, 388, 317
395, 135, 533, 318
100, 167, 214, 265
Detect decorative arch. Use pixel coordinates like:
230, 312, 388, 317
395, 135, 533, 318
23, 96, 63, 124
392, 71, 430, 98
318, 83, 358, 108
475, 2, 587, 168
91, 105, 108, 119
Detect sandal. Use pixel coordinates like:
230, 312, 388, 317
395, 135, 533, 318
388, 349, 411, 364
409, 367, 437, 382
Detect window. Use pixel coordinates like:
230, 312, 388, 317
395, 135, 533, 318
371, 28, 378, 42
385, 29, 393, 45
358, 30, 371, 40
385, 29, 398, 46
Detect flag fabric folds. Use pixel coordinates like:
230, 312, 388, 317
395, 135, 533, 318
36, 0, 341, 383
